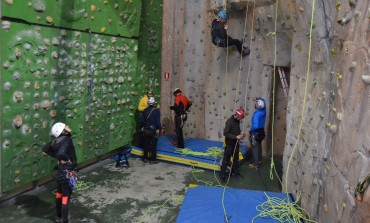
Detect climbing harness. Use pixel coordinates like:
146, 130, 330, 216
355, 174, 370, 202
64, 170, 77, 190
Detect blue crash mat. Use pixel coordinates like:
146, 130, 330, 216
176, 185, 295, 223
132, 135, 250, 171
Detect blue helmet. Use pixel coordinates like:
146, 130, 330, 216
218, 10, 227, 20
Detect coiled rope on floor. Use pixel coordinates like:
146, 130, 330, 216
174, 147, 224, 158
135, 195, 185, 223
252, 193, 317, 223
75, 181, 94, 191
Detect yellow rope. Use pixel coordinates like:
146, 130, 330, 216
174, 147, 223, 158
250, 0, 318, 222
191, 167, 214, 186
268, 0, 282, 185
252, 193, 318, 223
135, 195, 185, 223
75, 181, 94, 191
284, 0, 316, 193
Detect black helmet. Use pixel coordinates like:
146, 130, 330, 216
173, 88, 182, 96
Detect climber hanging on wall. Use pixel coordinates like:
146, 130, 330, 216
211, 9, 250, 57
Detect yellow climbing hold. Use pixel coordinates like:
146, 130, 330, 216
335, 1, 341, 11
336, 72, 342, 80
101, 27, 106, 33
104, 0, 109, 4
46, 16, 53, 23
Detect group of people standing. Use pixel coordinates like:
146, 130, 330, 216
43, 7, 263, 218
137, 88, 192, 164
219, 98, 267, 183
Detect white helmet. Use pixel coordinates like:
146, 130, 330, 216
256, 98, 265, 110
148, 97, 155, 105
51, 122, 65, 137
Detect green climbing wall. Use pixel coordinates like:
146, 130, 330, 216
2, 0, 140, 37
0, 0, 162, 193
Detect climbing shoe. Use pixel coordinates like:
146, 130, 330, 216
242, 47, 250, 57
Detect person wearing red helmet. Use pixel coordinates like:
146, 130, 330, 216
220, 108, 246, 183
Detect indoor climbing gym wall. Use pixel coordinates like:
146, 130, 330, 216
0, 0, 163, 194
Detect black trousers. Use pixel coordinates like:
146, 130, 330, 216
220, 142, 240, 177
218, 36, 243, 55
143, 134, 158, 161
175, 117, 184, 148
55, 171, 73, 223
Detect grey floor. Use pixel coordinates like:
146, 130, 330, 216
0, 155, 282, 223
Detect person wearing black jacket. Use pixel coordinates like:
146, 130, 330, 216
140, 97, 162, 164
42, 122, 77, 223
220, 108, 246, 183
211, 10, 250, 57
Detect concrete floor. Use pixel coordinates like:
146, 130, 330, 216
0, 155, 282, 223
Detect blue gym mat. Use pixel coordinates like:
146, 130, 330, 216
176, 185, 295, 223
132, 135, 250, 171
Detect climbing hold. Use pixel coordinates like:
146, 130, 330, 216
335, 1, 341, 11
349, 61, 356, 72
328, 124, 337, 134
46, 16, 53, 23
101, 27, 106, 33
331, 47, 336, 56
50, 110, 57, 117
14, 91, 23, 103
362, 75, 370, 84
337, 12, 352, 26
2, 20, 11, 30
349, 0, 357, 8
298, 6, 304, 13
336, 112, 342, 121
323, 204, 328, 213
337, 72, 342, 80
13, 115, 23, 128
90, 5, 96, 12
5, 0, 13, 5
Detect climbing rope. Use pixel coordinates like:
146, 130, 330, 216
284, 0, 316, 193
52, 180, 94, 194
355, 174, 370, 202
252, 193, 317, 223
191, 167, 214, 186
174, 147, 224, 158
75, 180, 94, 191
135, 195, 185, 223
268, 0, 283, 185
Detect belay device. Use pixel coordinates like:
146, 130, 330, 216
111, 145, 132, 168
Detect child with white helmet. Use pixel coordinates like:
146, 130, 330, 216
42, 122, 77, 223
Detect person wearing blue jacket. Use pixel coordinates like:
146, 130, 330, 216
249, 97, 266, 168
140, 97, 162, 164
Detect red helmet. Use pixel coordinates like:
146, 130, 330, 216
235, 108, 245, 119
